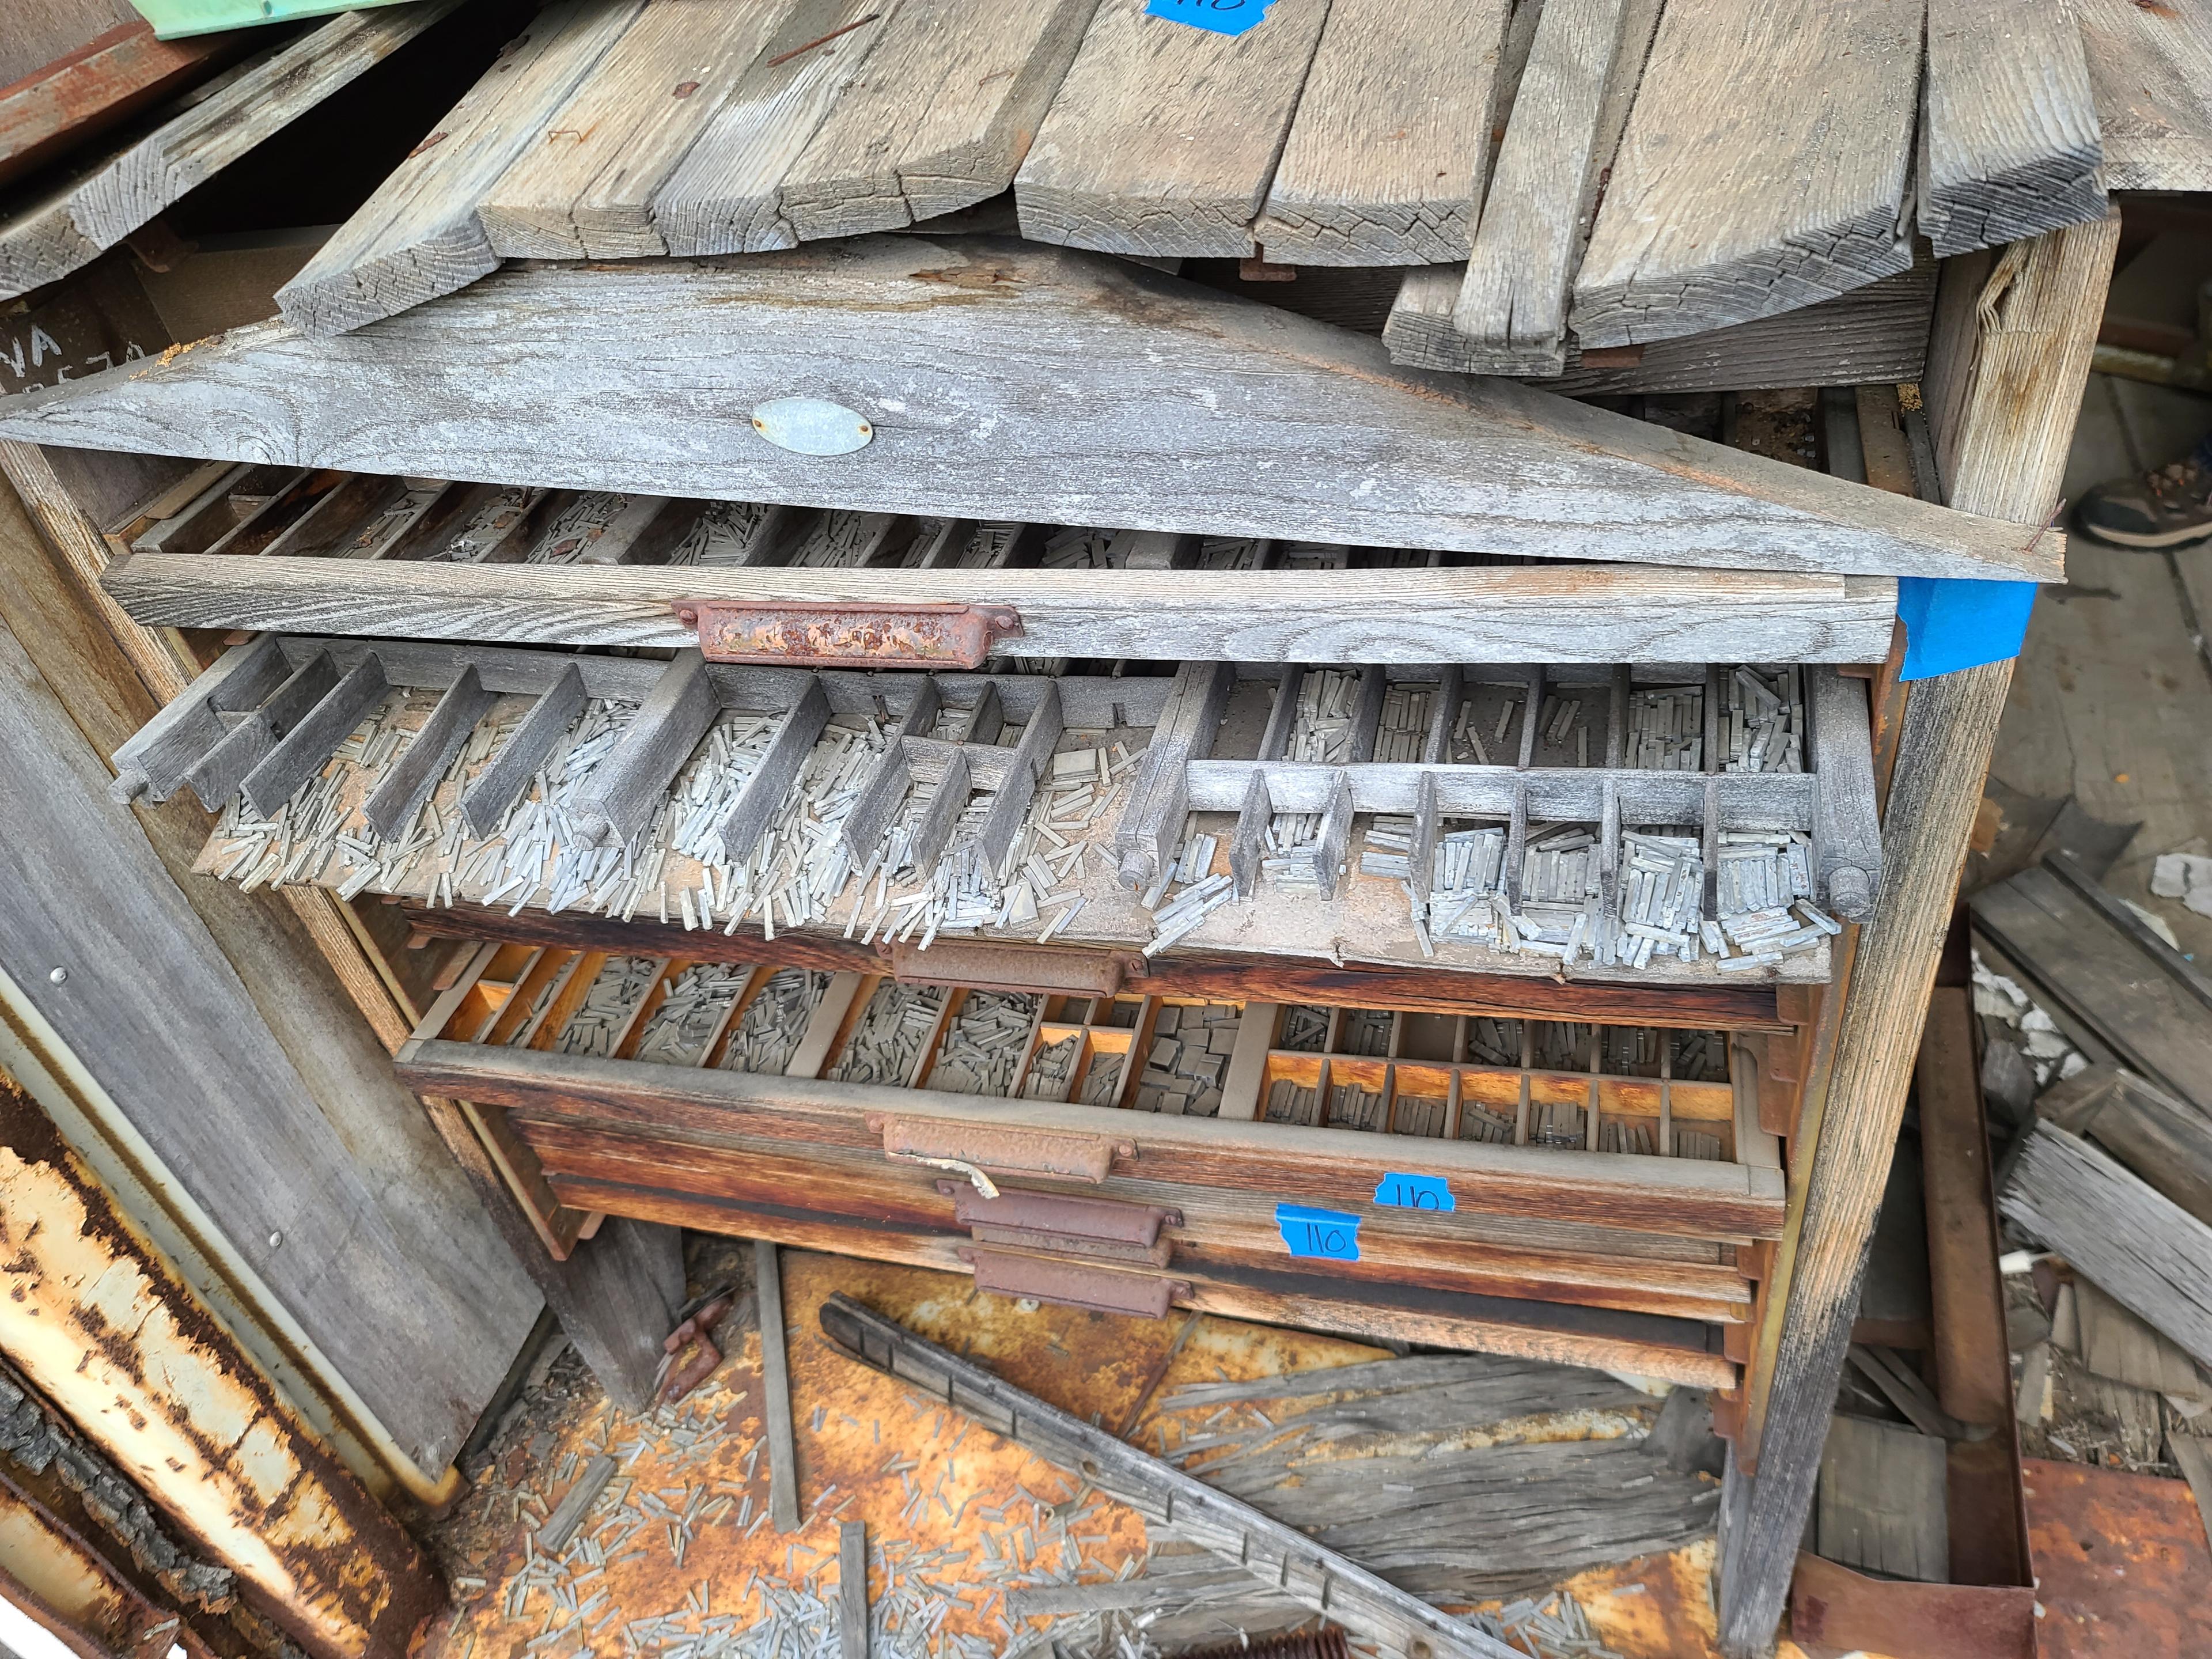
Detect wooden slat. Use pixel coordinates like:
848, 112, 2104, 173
97, 550, 1907, 665
1447, 0, 1634, 373
2000, 1123, 2212, 1372
572, 647, 713, 847
0, 5, 459, 303
778, 0, 1101, 240
274, 0, 646, 338
3, 243, 2062, 582
460, 661, 586, 836
1570, 0, 1922, 350
1921, 0, 2107, 259
1387, 255, 1936, 392
2074, 0, 2212, 193
649, 0, 896, 257
361, 662, 497, 840
1249, 0, 1511, 266
755, 1237, 802, 1531
0, 21, 242, 191
1014, 0, 1332, 258
238, 653, 387, 817
717, 673, 829, 861
1716, 212, 2121, 1657
477, 0, 790, 260
107, 631, 284, 804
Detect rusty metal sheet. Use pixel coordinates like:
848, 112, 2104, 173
1788, 1551, 2035, 1659
679, 600, 1022, 668
0, 1071, 440, 1659
872, 1113, 1131, 1186
2023, 1457, 2212, 1659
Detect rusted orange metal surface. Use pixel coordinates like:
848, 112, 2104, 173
1787, 1552, 2034, 1659
421, 1250, 1830, 1659
680, 600, 1023, 668
0, 1472, 196, 1659
0, 1072, 441, 1659
2023, 1457, 2212, 1659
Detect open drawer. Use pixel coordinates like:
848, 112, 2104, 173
402, 944, 1785, 1387
121, 637, 1881, 995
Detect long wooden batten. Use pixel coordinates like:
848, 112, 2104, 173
0, 239, 2058, 582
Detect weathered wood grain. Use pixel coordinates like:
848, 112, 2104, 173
362, 662, 496, 839
1716, 214, 2121, 1659
573, 647, 713, 847
649, 0, 895, 257
1389, 255, 1936, 392
2000, 1123, 2212, 1372
1, 5, 459, 303
274, 0, 645, 337
1249, 0, 1511, 266
0, 615, 531, 1475
1395, 261, 1927, 388
0, 241, 2060, 582
1014, 0, 1332, 258
460, 660, 586, 835
2074, 0, 2212, 192
1921, 0, 2106, 259
1571, 0, 1923, 350
755, 1237, 801, 1532
478, 0, 790, 260
779, 0, 1101, 240
1448, 0, 1633, 373
0, 20, 241, 192
99, 551, 1905, 665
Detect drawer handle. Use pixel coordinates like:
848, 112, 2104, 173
676, 599, 1022, 668
883, 937, 1135, 997
957, 1247, 1191, 1320
936, 1181, 1180, 1246
872, 1115, 1132, 1185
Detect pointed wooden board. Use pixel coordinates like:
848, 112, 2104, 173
0, 237, 2058, 582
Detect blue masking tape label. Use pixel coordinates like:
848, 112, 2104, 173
1372, 1172, 1456, 1213
1276, 1203, 1361, 1261
1895, 576, 2040, 680
1145, 0, 1279, 37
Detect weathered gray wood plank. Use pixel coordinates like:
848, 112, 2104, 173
1999, 1122, 2212, 1372
1921, 0, 2107, 258
1388, 255, 1935, 393
240, 653, 387, 817
1806, 665, 1880, 920
185, 647, 338, 810
1448, 0, 1633, 373
275, 0, 646, 336
0, 241, 2058, 582
0, 615, 530, 1474
461, 661, 588, 836
1, 5, 460, 303
2075, 0, 2212, 192
99, 550, 1905, 665
1570, 0, 1923, 350
1014, 0, 1332, 258
573, 647, 713, 847
649, 0, 895, 257
363, 663, 498, 839
717, 673, 829, 860
109, 632, 285, 805
1250, 0, 1512, 266
1815, 1415, 1948, 1583
478, 0, 791, 260
756, 1238, 802, 1532
779, 0, 1101, 240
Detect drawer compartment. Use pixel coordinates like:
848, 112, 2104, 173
126, 637, 1880, 998
402, 944, 1782, 1385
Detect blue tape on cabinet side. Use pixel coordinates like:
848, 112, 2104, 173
1275, 1203, 1361, 1261
1145, 0, 1279, 36
1373, 1172, 1456, 1213
1895, 577, 2040, 680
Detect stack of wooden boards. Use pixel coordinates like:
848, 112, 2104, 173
267, 0, 2194, 377
0, 2, 460, 301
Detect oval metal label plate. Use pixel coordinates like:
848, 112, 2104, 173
751, 397, 873, 456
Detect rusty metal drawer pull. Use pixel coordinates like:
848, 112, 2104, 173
884, 937, 1134, 997
676, 599, 1022, 668
937, 1181, 1180, 1265
957, 1247, 1191, 1320
873, 1114, 1131, 1188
